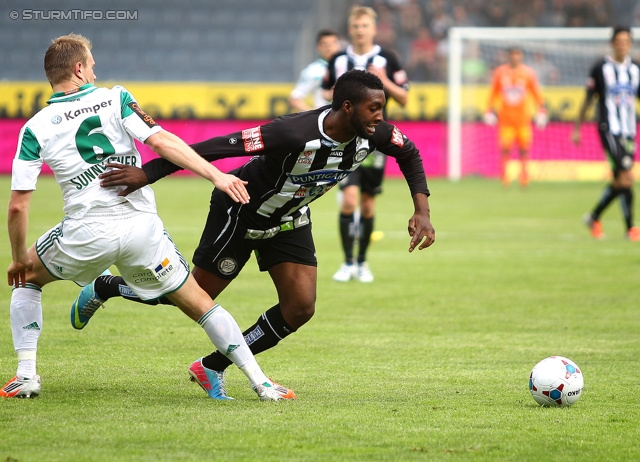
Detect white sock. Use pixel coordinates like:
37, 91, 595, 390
198, 304, 269, 387
10, 285, 43, 379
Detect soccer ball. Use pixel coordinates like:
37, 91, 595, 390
529, 356, 584, 407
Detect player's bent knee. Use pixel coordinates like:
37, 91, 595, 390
282, 300, 315, 329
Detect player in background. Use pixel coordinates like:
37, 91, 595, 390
572, 26, 640, 242
69, 70, 435, 401
289, 29, 341, 112
1, 33, 293, 401
484, 46, 547, 188
322, 5, 409, 283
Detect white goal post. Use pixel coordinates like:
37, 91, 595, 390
447, 27, 640, 181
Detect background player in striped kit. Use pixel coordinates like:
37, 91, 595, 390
572, 26, 640, 241
289, 29, 341, 112
2, 33, 291, 401
322, 5, 410, 283
70, 70, 435, 401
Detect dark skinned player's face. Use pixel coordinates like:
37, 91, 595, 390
349, 89, 385, 139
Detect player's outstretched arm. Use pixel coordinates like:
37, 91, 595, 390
145, 131, 249, 204
408, 193, 435, 252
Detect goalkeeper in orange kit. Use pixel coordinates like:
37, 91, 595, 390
484, 47, 547, 188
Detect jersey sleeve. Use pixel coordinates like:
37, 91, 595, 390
321, 55, 338, 90
11, 125, 43, 191
143, 118, 290, 183
117, 86, 162, 143
487, 67, 501, 111
383, 50, 410, 91
290, 65, 316, 99
372, 122, 429, 197
192, 115, 301, 159
585, 62, 600, 99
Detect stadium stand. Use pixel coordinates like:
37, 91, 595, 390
0, 0, 319, 82
0, 0, 637, 83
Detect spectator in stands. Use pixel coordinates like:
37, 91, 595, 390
397, 0, 423, 38
565, 0, 591, 27
395, 0, 425, 59
372, 3, 398, 52
289, 29, 341, 112
530, 51, 561, 85
591, 0, 612, 27
483, 1, 510, 27
461, 40, 488, 84
452, 4, 474, 28
429, 5, 453, 41
423, 0, 451, 21
539, 0, 568, 27
530, 0, 548, 27
406, 26, 439, 81
508, 4, 538, 27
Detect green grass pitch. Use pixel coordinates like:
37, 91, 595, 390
1, 175, 639, 461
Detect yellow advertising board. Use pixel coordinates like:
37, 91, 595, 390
1, 81, 637, 121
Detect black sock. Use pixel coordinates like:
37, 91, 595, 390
619, 187, 634, 230
592, 184, 620, 220
201, 304, 295, 372
339, 213, 356, 265
94, 275, 163, 306
357, 216, 374, 265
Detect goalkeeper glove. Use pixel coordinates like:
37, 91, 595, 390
534, 109, 548, 129
483, 111, 498, 126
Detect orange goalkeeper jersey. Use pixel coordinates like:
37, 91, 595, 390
488, 63, 544, 127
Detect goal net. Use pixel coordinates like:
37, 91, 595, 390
447, 27, 640, 181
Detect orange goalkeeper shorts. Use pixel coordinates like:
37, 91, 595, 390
499, 124, 532, 151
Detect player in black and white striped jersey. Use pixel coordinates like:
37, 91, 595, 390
322, 5, 410, 283
573, 25, 640, 241
71, 70, 435, 400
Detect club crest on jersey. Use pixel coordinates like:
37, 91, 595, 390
242, 127, 264, 153
297, 150, 314, 165
391, 126, 405, 147
354, 148, 368, 163
218, 257, 238, 275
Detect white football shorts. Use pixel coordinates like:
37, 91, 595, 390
35, 202, 189, 300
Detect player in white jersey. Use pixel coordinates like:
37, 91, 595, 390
1, 33, 294, 401
289, 29, 341, 112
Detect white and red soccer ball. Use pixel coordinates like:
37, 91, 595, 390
529, 356, 584, 407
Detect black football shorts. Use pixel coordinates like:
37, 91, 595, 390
598, 128, 635, 175
192, 191, 317, 280
339, 151, 386, 196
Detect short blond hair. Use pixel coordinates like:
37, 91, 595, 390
348, 5, 377, 26
44, 33, 92, 85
